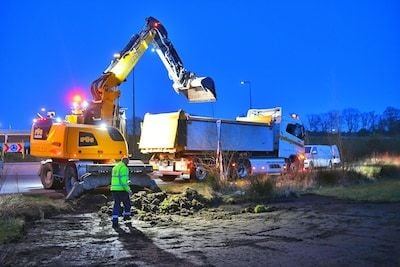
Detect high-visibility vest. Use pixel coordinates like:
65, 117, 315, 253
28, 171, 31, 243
111, 161, 131, 192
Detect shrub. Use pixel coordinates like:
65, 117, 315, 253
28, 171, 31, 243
379, 165, 400, 178
0, 194, 67, 220
0, 218, 25, 244
204, 172, 221, 191
254, 204, 267, 213
312, 169, 374, 187
313, 170, 343, 186
246, 175, 274, 200
351, 165, 381, 178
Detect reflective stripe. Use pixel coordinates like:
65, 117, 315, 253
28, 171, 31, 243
122, 211, 131, 216
117, 167, 123, 188
112, 215, 119, 219
113, 164, 124, 186
111, 162, 130, 191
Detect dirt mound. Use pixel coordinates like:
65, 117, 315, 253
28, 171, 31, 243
134, 187, 207, 216
98, 188, 208, 223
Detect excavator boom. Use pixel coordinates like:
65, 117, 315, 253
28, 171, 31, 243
84, 17, 216, 128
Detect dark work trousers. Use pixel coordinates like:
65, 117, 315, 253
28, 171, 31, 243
111, 191, 131, 223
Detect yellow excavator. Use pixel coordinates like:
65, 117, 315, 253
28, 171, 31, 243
30, 17, 216, 198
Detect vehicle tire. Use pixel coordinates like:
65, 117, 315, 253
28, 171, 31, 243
333, 162, 341, 169
40, 163, 62, 189
309, 161, 314, 171
64, 165, 78, 194
236, 160, 251, 179
160, 175, 177, 182
288, 157, 300, 174
190, 158, 208, 181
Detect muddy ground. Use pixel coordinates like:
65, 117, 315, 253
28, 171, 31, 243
1, 192, 400, 267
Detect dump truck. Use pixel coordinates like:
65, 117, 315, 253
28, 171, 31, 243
139, 107, 305, 181
30, 17, 216, 198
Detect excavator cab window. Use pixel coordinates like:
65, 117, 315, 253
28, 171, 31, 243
107, 127, 125, 141
32, 118, 53, 140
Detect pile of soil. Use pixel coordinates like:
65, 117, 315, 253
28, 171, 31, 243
98, 188, 209, 223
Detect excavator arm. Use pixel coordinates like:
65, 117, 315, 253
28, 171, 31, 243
148, 17, 216, 102
84, 17, 216, 128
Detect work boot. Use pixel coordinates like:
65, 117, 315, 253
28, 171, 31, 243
123, 216, 131, 221
112, 219, 119, 228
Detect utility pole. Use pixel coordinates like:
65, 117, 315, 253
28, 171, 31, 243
131, 69, 136, 157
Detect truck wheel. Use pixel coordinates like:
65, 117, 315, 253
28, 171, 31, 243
309, 162, 314, 171
236, 160, 251, 179
64, 165, 78, 194
160, 175, 177, 182
191, 165, 208, 181
288, 158, 300, 174
40, 163, 62, 189
189, 158, 208, 181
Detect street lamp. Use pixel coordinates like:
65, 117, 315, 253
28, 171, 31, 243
240, 80, 252, 109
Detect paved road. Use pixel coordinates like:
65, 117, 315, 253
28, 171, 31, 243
0, 162, 167, 195
0, 162, 42, 194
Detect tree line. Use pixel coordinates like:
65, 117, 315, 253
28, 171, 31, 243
306, 106, 400, 135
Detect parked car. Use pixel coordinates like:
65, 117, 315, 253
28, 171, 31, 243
304, 144, 340, 170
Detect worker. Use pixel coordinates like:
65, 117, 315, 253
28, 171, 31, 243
110, 156, 132, 228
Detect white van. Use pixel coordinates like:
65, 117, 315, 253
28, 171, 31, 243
304, 145, 340, 170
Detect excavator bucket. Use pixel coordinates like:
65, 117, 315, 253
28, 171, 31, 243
181, 77, 217, 103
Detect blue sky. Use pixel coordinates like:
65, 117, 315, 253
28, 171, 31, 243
1, 0, 399, 130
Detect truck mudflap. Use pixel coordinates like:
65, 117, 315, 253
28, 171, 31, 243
65, 174, 160, 200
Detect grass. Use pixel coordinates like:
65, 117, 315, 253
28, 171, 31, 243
0, 218, 25, 243
0, 194, 67, 219
312, 179, 400, 202
159, 174, 277, 204
159, 162, 400, 204
0, 194, 69, 244
246, 176, 275, 200
310, 157, 400, 202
